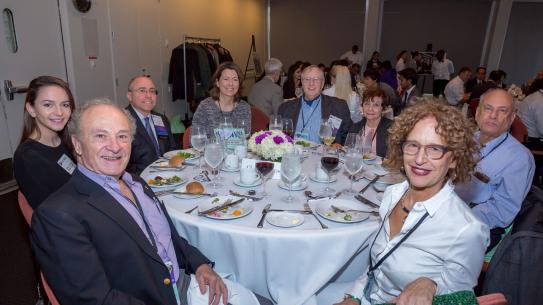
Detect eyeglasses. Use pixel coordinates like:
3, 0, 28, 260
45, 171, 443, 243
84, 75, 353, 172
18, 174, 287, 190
131, 88, 158, 95
401, 141, 449, 160
302, 77, 323, 83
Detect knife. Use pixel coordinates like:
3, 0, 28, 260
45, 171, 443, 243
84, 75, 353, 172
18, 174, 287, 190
198, 198, 245, 216
354, 194, 380, 209
229, 190, 263, 201
267, 209, 311, 214
358, 175, 380, 194
257, 204, 271, 228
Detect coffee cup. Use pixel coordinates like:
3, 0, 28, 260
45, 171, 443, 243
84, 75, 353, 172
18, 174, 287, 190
240, 167, 259, 185
315, 165, 329, 180
224, 154, 239, 169
235, 145, 247, 158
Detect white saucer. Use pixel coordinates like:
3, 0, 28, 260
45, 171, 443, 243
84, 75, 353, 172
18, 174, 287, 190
278, 180, 308, 191
309, 174, 337, 183
266, 212, 305, 228
233, 177, 263, 188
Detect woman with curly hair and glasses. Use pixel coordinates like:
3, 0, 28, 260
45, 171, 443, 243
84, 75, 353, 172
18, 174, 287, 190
332, 99, 489, 305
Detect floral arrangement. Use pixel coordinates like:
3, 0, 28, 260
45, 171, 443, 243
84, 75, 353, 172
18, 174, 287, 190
248, 130, 294, 161
508, 84, 525, 101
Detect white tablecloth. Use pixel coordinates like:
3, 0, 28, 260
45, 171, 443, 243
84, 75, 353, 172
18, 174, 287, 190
142, 151, 383, 305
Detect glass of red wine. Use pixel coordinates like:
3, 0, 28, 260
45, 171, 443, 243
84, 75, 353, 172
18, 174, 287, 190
282, 118, 294, 139
321, 147, 339, 193
256, 161, 275, 197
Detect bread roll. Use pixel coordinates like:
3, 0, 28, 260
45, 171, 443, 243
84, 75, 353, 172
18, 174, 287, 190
169, 155, 186, 167
186, 181, 204, 194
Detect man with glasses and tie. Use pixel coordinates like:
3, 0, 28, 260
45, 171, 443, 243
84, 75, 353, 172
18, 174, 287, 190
126, 75, 178, 174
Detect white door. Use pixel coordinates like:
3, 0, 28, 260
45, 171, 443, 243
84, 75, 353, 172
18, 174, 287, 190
0, 0, 66, 163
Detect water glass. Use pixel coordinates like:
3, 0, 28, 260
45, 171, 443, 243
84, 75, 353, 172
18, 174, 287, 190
190, 125, 207, 169
269, 115, 282, 130
204, 138, 224, 188
281, 152, 302, 203
344, 148, 364, 193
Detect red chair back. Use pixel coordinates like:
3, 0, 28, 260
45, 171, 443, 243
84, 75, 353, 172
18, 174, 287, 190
477, 293, 508, 305
510, 116, 528, 143
250, 106, 270, 133
17, 192, 61, 305
183, 126, 191, 149
469, 98, 480, 117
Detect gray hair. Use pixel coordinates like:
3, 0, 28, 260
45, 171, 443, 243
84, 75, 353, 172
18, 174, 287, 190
68, 97, 137, 139
264, 58, 283, 75
301, 65, 325, 80
479, 88, 516, 112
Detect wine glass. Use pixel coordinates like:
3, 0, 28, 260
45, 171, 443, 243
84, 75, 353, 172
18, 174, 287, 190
236, 119, 251, 139
359, 129, 375, 161
190, 125, 207, 170
319, 119, 334, 154
204, 138, 224, 188
269, 115, 282, 130
281, 152, 302, 203
321, 147, 339, 193
282, 118, 294, 139
343, 148, 364, 193
344, 133, 359, 150
255, 161, 274, 197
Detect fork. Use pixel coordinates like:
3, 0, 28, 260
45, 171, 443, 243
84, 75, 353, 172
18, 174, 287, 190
303, 203, 328, 229
184, 206, 198, 214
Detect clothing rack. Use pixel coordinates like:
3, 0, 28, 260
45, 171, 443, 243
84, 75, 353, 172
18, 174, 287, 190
182, 35, 221, 103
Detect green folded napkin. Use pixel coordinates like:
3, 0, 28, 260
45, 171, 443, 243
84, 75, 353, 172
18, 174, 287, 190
378, 290, 478, 305
170, 114, 185, 134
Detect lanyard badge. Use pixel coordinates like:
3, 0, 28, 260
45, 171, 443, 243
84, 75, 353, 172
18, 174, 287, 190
165, 261, 181, 305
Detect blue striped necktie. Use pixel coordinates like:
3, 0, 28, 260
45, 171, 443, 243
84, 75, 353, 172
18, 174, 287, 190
144, 116, 160, 156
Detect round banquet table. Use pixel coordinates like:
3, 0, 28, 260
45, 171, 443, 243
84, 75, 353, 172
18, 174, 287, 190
142, 150, 385, 305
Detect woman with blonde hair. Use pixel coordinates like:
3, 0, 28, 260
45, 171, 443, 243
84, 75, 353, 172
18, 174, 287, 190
323, 65, 362, 123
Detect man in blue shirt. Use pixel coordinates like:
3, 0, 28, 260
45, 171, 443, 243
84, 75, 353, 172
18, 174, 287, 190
278, 65, 352, 144
456, 88, 535, 250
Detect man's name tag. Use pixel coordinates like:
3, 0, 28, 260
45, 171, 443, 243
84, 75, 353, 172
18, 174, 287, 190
328, 115, 342, 133
294, 131, 310, 141
57, 154, 76, 174
152, 114, 169, 137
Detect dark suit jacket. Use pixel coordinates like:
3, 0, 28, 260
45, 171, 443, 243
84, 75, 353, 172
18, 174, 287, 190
348, 117, 393, 158
126, 105, 177, 175
31, 169, 210, 305
277, 94, 352, 145
394, 86, 421, 115
465, 78, 485, 94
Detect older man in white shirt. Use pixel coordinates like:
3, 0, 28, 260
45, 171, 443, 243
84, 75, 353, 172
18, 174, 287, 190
444, 67, 472, 106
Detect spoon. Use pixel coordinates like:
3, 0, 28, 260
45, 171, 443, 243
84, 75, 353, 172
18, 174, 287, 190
304, 190, 328, 200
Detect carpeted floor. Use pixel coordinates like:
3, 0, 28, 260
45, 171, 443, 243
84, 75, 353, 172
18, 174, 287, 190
0, 190, 38, 305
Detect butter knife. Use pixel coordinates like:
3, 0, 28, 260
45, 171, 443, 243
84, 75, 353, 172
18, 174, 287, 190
198, 198, 245, 216
354, 194, 380, 209
358, 175, 380, 194
257, 204, 271, 228
268, 209, 311, 214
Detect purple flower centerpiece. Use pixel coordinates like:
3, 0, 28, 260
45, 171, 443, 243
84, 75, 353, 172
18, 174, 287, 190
248, 130, 294, 161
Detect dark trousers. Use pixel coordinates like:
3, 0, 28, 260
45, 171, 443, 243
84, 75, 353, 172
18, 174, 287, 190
433, 79, 449, 97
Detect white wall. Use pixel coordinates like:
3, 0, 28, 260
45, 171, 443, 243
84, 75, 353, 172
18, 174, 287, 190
58, 0, 267, 120
270, 0, 366, 68
500, 2, 543, 85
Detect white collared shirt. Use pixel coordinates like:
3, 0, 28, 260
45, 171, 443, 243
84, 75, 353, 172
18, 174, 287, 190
444, 76, 465, 106
347, 181, 489, 304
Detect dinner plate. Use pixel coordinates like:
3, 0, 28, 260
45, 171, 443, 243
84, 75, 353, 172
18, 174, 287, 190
197, 196, 253, 220
266, 212, 305, 228
309, 174, 337, 183
233, 177, 263, 188
145, 173, 187, 189
278, 180, 308, 191
172, 186, 204, 200
315, 199, 371, 223
163, 149, 200, 162
294, 139, 318, 149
